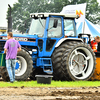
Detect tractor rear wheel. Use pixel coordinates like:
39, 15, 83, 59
52, 41, 96, 81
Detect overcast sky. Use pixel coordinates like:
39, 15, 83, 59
0, 0, 18, 27
0, 0, 100, 27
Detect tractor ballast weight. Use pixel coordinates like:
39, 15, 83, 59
0, 13, 96, 81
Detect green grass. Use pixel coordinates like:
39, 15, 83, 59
0, 80, 100, 87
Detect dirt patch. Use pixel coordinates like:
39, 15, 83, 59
0, 87, 100, 100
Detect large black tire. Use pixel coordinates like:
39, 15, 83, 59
51, 41, 77, 80
52, 41, 96, 81
15, 49, 33, 81
1, 49, 33, 81
0, 67, 9, 81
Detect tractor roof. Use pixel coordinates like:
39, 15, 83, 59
30, 13, 79, 19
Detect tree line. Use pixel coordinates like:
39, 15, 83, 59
7, 0, 100, 33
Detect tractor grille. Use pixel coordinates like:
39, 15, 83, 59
0, 41, 5, 51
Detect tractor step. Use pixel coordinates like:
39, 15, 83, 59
42, 58, 53, 74
36, 58, 53, 74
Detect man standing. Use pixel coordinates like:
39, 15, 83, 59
4, 32, 21, 83
95, 36, 100, 52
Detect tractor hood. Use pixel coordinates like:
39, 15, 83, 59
0, 34, 38, 47
0, 33, 38, 40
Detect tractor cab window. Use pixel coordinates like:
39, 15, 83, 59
47, 18, 62, 38
64, 19, 76, 36
29, 18, 46, 37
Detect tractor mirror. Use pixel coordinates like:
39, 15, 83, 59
53, 19, 58, 28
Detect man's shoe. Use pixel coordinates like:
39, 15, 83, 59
10, 81, 14, 83
7, 81, 13, 83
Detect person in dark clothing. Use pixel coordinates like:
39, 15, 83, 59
95, 36, 100, 52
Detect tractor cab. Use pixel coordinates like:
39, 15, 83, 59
29, 13, 79, 38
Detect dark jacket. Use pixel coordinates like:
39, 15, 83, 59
97, 42, 100, 52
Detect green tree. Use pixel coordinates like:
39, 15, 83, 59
7, 0, 100, 32
86, 0, 100, 24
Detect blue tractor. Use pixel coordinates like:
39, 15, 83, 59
0, 13, 96, 81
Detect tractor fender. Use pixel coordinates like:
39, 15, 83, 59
21, 47, 31, 55
55, 38, 83, 48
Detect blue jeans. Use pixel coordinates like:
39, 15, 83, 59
6, 59, 16, 82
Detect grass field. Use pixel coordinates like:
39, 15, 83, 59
0, 80, 100, 87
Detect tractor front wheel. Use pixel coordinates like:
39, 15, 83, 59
15, 49, 33, 81
1, 49, 33, 81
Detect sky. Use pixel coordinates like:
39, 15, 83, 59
0, 0, 18, 27
0, 0, 100, 27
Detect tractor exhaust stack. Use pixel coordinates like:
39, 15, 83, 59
8, 4, 12, 32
